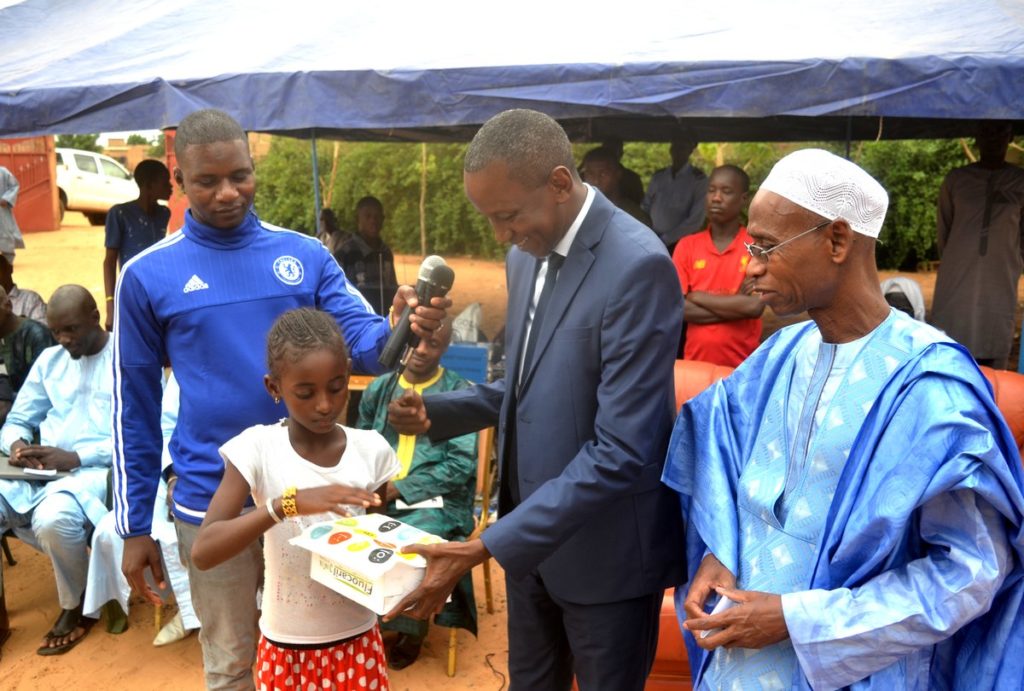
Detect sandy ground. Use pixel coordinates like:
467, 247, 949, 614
2, 213, 512, 690
2, 541, 510, 690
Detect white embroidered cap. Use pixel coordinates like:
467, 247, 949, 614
760, 149, 888, 238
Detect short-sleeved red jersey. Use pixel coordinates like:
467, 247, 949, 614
672, 226, 762, 367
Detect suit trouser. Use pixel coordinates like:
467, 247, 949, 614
175, 518, 262, 691
505, 569, 662, 691
0, 491, 91, 610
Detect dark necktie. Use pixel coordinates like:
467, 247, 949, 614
502, 252, 564, 513
520, 253, 564, 381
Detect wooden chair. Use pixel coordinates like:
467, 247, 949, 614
472, 426, 497, 614
446, 425, 496, 677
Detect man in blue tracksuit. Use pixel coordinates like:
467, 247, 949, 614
112, 109, 445, 690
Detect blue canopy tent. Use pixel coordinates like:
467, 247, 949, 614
1, 0, 1022, 142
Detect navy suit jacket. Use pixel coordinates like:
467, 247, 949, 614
426, 191, 686, 605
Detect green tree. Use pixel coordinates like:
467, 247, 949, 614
327, 142, 498, 257
855, 139, 965, 269
255, 138, 502, 258
55, 134, 101, 152
622, 141, 675, 183
126, 133, 150, 145
147, 133, 166, 158
251, 134, 975, 270
254, 136, 318, 233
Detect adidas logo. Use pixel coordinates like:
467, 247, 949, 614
183, 274, 209, 293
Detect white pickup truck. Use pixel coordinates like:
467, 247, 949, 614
56, 148, 138, 225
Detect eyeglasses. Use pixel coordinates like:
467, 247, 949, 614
744, 219, 833, 263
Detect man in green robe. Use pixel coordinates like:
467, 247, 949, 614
358, 320, 478, 668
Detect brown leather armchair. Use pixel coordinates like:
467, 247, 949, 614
646, 359, 1024, 691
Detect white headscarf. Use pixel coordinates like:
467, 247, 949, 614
880, 277, 926, 322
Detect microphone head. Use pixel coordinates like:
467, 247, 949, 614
429, 264, 455, 293
418, 255, 446, 281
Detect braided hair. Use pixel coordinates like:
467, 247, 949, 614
266, 308, 349, 378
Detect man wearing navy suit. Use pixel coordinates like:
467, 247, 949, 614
387, 109, 686, 689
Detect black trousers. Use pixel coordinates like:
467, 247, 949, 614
505, 569, 662, 691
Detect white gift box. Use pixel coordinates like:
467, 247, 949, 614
289, 513, 443, 615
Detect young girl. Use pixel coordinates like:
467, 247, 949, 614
192, 307, 399, 690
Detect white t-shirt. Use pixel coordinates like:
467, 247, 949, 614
220, 420, 400, 645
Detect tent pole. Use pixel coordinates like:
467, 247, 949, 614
844, 116, 852, 159
419, 143, 427, 257
311, 131, 322, 233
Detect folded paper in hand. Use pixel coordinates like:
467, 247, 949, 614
700, 594, 738, 639
23, 467, 57, 477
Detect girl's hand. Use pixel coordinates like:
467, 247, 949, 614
294, 485, 381, 516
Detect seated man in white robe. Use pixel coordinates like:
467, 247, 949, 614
663, 150, 1024, 690
83, 373, 198, 645
0, 285, 113, 656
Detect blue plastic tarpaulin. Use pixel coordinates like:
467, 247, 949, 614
0, 0, 1022, 141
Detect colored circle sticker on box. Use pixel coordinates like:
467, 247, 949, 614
288, 513, 443, 615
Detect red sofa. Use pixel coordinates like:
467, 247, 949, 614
645, 359, 1024, 691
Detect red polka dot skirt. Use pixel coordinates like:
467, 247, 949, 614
255, 626, 390, 690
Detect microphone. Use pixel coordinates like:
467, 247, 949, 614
378, 255, 455, 372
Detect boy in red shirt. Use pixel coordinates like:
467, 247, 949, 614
672, 165, 764, 366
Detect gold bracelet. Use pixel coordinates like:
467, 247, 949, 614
105, 296, 114, 302
281, 486, 298, 519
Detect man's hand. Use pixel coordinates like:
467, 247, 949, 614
683, 586, 789, 651
122, 535, 166, 606
387, 389, 430, 436
0, 200, 9, 209
683, 552, 737, 619
384, 540, 489, 621
10, 444, 80, 471
105, 309, 114, 332
392, 286, 451, 340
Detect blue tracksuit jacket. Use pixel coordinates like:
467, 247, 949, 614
112, 210, 391, 536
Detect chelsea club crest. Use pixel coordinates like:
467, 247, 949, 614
273, 256, 304, 285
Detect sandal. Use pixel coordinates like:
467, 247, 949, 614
36, 605, 96, 656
